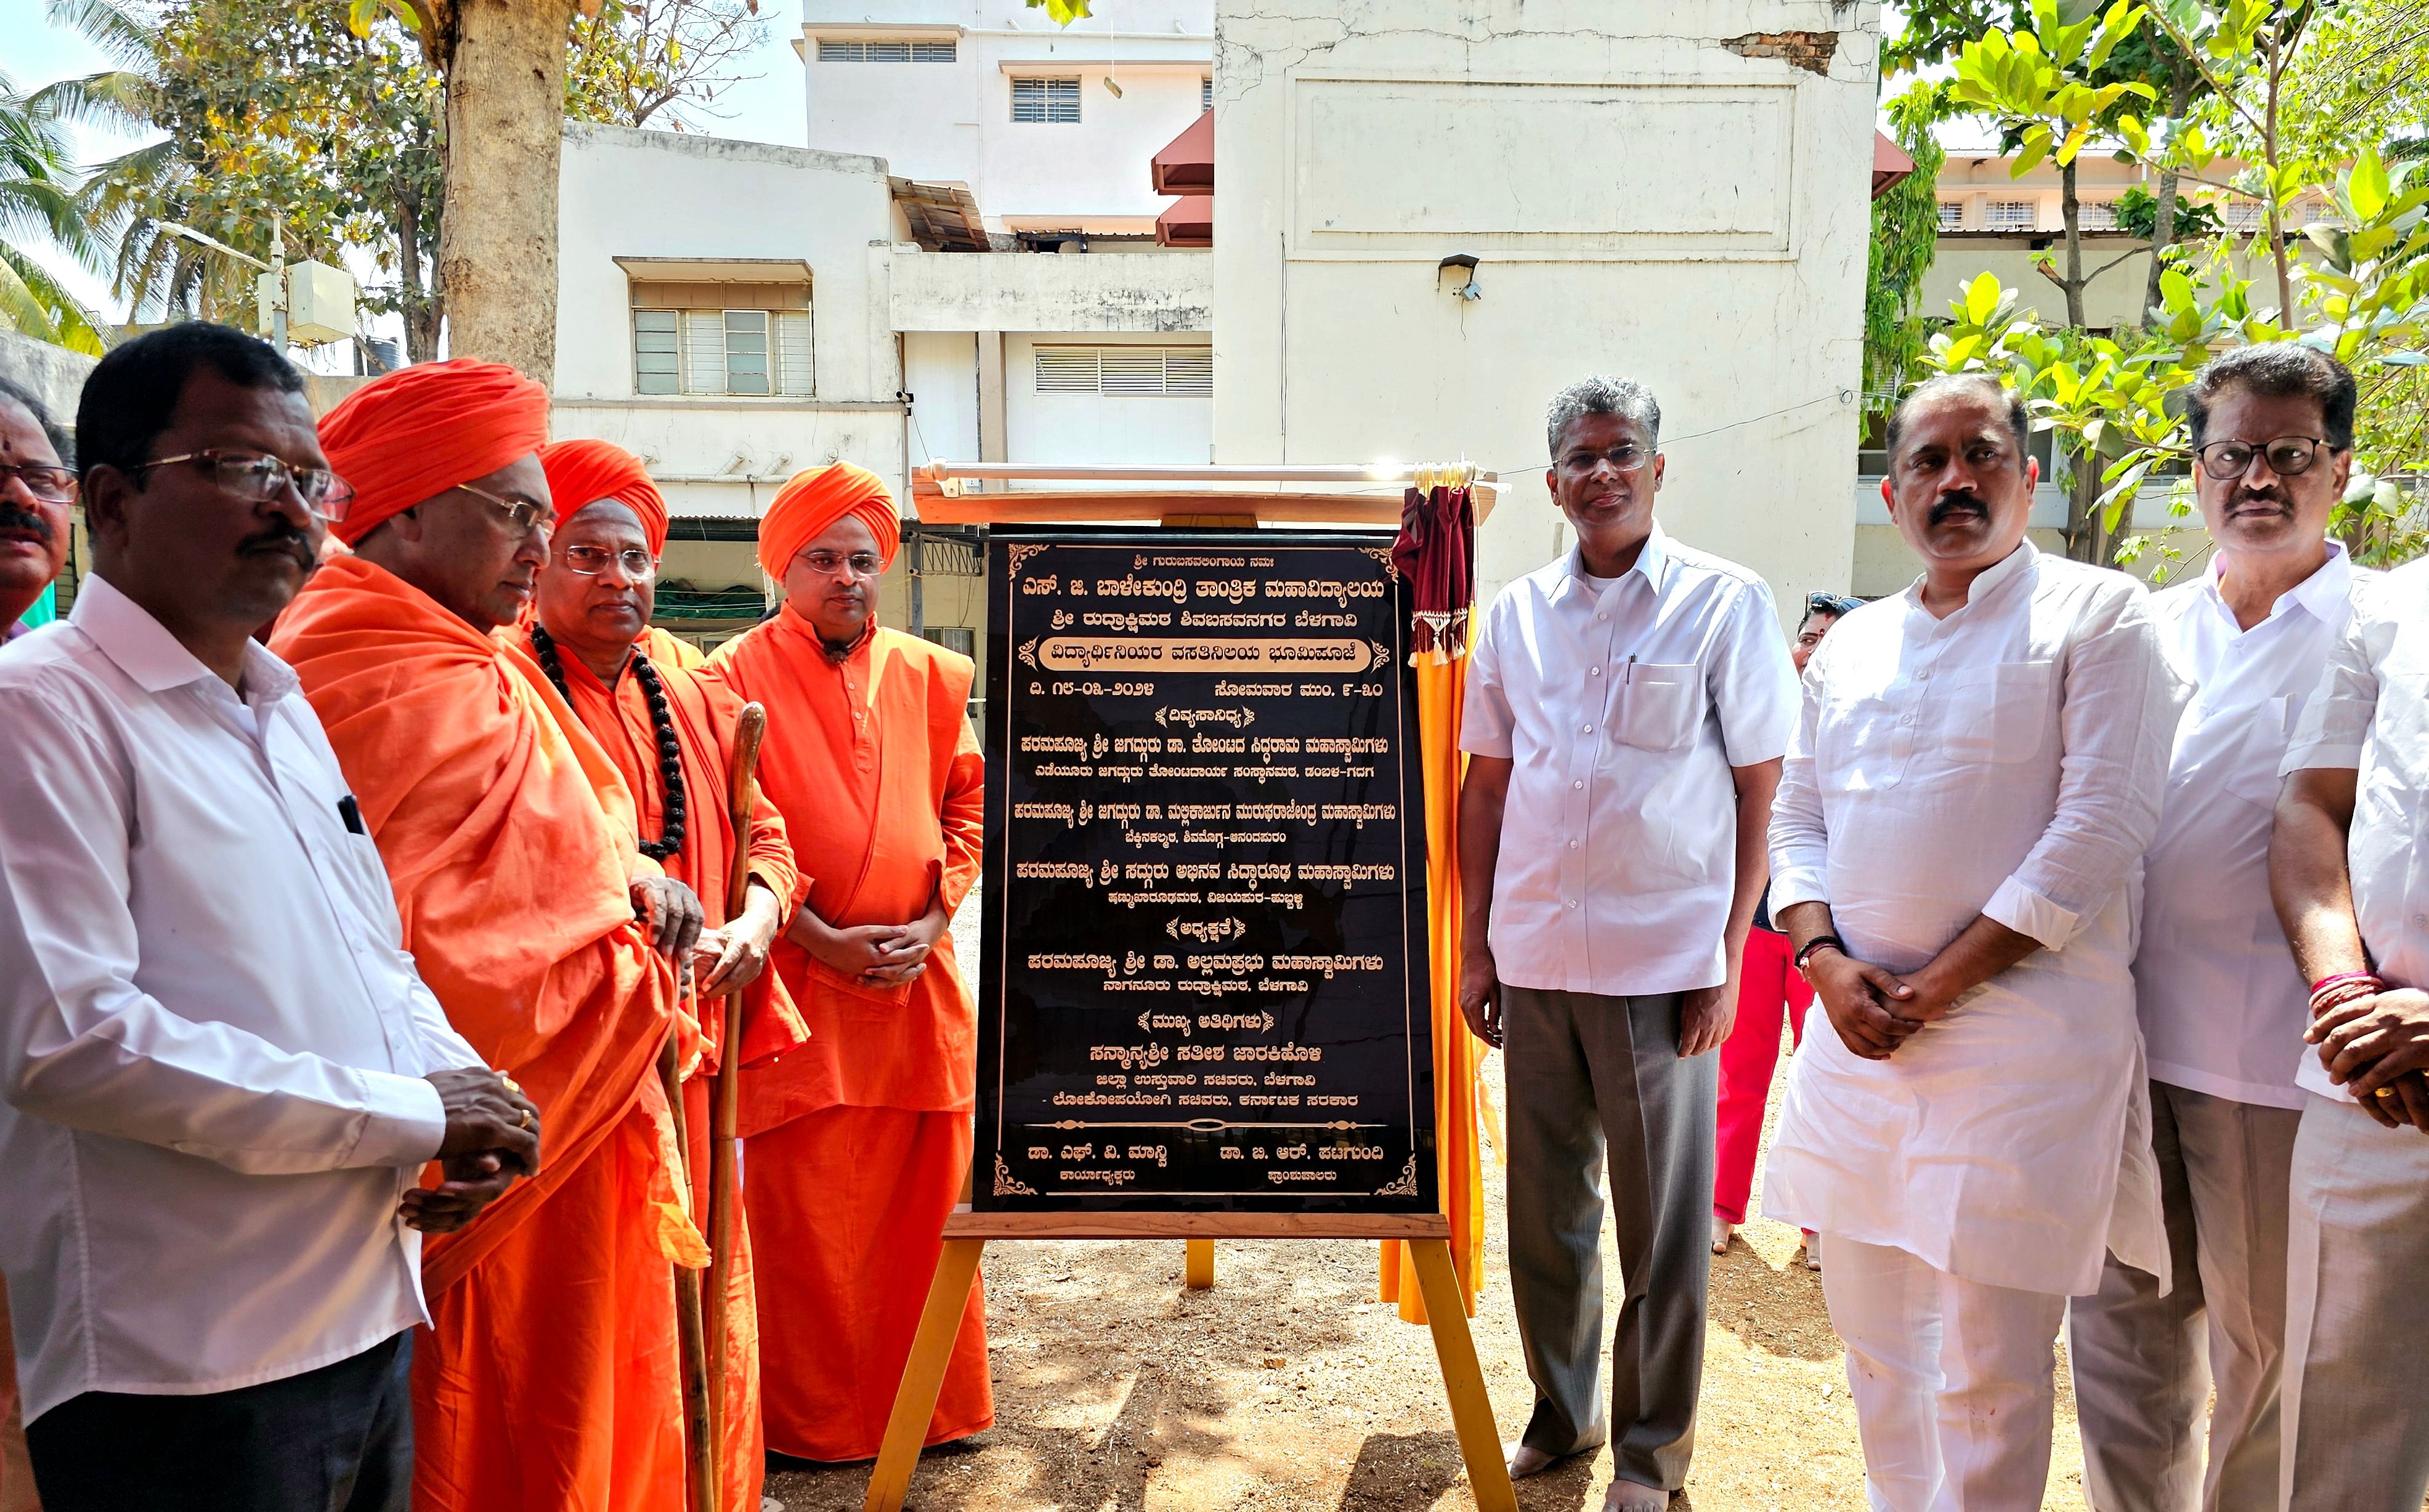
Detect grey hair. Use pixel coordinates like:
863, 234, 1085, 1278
1545, 375, 1661, 458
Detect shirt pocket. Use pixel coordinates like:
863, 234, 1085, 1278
1616, 663, 1702, 752
1939, 660, 2054, 765
2224, 694, 2297, 809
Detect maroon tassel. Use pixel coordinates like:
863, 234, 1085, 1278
1392, 484, 1476, 665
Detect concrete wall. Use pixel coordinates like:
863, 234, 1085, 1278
553, 123, 910, 520
801, 0, 1212, 228
0, 329, 95, 429
1211, 0, 1880, 615
1005, 331, 1212, 467
886, 247, 1211, 333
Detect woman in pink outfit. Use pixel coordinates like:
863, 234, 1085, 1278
1711, 593, 1858, 1269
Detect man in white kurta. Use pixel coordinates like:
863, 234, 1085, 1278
2068, 344, 2364, 1512
2269, 554, 2429, 1509
1764, 374, 2178, 1511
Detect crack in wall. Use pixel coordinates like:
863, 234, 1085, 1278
1721, 30, 1841, 76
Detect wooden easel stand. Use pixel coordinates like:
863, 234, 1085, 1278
860, 1213, 1515, 1512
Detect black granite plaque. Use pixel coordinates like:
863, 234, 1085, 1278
975, 530, 1437, 1213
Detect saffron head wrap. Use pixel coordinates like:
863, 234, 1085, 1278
756, 463, 899, 581
318, 359, 551, 546
539, 439, 668, 555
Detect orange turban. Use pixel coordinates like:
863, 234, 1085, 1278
318, 358, 551, 546
539, 439, 668, 555
757, 463, 900, 581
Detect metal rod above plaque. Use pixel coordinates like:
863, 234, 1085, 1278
976, 529, 1438, 1215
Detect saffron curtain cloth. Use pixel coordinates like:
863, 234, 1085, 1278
1379, 483, 1487, 1324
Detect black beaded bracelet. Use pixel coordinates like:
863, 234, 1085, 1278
1793, 935, 1847, 974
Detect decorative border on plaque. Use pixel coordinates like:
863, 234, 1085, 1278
1018, 637, 1039, 669
1376, 1153, 1421, 1197
1359, 546, 1397, 572
1005, 543, 1048, 579
993, 1154, 1038, 1196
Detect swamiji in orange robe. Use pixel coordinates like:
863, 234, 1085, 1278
702, 463, 992, 1461
517, 439, 811, 1511
273, 362, 706, 1512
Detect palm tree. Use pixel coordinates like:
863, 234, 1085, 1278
43, 0, 264, 328
0, 67, 110, 352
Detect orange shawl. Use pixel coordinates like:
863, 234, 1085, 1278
272, 554, 697, 1290
703, 618, 981, 1130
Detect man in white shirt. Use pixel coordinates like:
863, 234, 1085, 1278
1459, 375, 1797, 1511
0, 323, 540, 1512
2269, 546, 2429, 1508
2068, 345, 2362, 1512
1766, 373, 2179, 1511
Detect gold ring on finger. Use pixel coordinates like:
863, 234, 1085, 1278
519, 1107, 535, 1127
2377, 1085, 2400, 1098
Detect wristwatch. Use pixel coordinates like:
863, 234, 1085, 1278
1793, 934, 1847, 984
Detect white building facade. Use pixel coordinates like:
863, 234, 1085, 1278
552, 1, 1887, 648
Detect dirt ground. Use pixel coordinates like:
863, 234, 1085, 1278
767, 935, 2099, 1511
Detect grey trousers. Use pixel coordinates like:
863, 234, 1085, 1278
2067, 1081, 2301, 1512
1502, 984, 1714, 1492
2281, 1093, 2429, 1511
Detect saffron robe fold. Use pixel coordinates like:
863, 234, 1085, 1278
274, 555, 695, 1512
703, 617, 991, 1460
510, 621, 810, 1511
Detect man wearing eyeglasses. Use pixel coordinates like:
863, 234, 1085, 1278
0, 376, 73, 645
704, 462, 993, 1465
2069, 346, 2368, 1512
516, 437, 808, 1512
0, 325, 542, 1512
1458, 376, 1798, 1511
272, 360, 710, 1512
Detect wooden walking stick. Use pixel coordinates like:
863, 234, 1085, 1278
663, 1032, 717, 1512
704, 702, 768, 1465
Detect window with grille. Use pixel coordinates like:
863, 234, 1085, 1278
1987, 200, 2037, 228
925, 626, 976, 658
1012, 77, 1081, 123
1936, 201, 1963, 228
2223, 199, 2265, 230
634, 309, 813, 396
1034, 346, 1212, 397
819, 38, 955, 62
1201, 76, 1212, 110
2077, 200, 2118, 230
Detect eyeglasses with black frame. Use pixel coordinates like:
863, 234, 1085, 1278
559, 544, 657, 579
0, 461, 76, 504
128, 450, 354, 521
2194, 435, 2335, 481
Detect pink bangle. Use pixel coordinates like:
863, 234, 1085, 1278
2312, 970, 2382, 996
2309, 977, 2385, 1017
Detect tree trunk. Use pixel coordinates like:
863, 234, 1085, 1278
2141, 63, 2194, 324
397, 188, 443, 365
437, 0, 570, 382
2058, 159, 2106, 564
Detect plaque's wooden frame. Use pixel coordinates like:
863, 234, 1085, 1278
862, 1213, 1511, 1512
861, 484, 1515, 1512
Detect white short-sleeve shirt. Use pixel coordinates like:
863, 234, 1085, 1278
2282, 557, 2429, 1101
1461, 524, 1798, 997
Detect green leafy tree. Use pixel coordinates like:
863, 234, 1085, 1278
1866, 89, 1950, 413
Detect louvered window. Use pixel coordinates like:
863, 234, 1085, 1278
1033, 347, 1213, 397
1012, 77, 1081, 123
634, 310, 680, 394
1937, 201, 1963, 228
1201, 76, 1212, 110
821, 39, 955, 62
638, 307, 811, 395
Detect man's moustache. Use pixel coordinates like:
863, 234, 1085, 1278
238, 527, 316, 563
0, 506, 54, 542
1928, 494, 1989, 525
